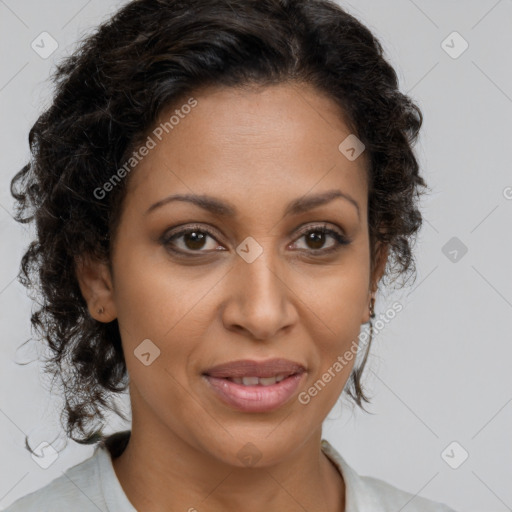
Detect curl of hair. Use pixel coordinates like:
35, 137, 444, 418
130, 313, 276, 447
10, 0, 427, 445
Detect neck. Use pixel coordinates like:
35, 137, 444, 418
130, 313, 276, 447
111, 405, 345, 512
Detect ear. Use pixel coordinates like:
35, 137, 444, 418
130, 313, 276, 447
361, 241, 389, 324
74, 254, 117, 322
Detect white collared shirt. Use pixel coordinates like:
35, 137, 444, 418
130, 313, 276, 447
2, 434, 457, 511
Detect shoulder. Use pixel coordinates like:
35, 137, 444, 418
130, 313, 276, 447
2, 447, 105, 512
358, 474, 456, 511
320, 439, 457, 512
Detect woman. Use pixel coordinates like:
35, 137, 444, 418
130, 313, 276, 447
6, 0, 457, 510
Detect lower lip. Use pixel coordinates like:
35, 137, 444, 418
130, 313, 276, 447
203, 373, 305, 413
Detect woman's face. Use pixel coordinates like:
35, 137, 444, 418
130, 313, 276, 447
86, 82, 385, 466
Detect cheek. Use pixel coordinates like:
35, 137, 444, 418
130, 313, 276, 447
111, 241, 213, 343
111, 247, 220, 399
312, 292, 366, 382
306, 255, 370, 338
299, 305, 365, 418
301, 256, 370, 401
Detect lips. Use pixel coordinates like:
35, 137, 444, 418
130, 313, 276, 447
203, 358, 306, 379
203, 372, 306, 413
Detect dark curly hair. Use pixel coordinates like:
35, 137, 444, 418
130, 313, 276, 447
10, 0, 427, 447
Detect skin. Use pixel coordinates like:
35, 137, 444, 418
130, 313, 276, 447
76, 81, 388, 512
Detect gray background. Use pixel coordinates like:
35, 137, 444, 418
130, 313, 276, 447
1, 1, 511, 511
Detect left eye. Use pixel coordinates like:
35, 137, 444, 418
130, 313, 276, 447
162, 224, 350, 255
292, 225, 350, 252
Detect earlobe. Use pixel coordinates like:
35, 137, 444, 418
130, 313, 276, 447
361, 292, 376, 325
74, 254, 117, 322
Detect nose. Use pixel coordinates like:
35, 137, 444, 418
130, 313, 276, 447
220, 247, 298, 341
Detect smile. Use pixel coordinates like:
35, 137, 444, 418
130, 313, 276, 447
203, 372, 306, 413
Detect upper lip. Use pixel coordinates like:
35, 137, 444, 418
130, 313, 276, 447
203, 358, 306, 379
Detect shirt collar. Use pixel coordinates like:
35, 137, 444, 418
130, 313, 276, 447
95, 433, 136, 511
321, 438, 365, 512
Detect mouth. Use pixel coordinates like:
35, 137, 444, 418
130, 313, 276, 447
201, 358, 307, 413
202, 370, 306, 413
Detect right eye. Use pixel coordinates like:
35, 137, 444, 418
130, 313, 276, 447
162, 225, 225, 255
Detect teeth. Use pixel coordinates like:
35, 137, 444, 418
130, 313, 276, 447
229, 374, 290, 386
258, 376, 278, 386
242, 376, 260, 386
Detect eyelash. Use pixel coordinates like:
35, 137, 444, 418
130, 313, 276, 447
161, 223, 351, 257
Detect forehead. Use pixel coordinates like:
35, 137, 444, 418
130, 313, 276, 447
124, 82, 368, 215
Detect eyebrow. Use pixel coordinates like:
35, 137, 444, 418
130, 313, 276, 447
145, 189, 360, 220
